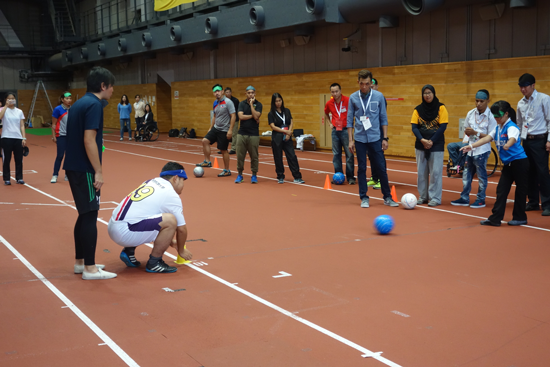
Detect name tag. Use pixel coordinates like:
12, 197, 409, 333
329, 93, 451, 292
360, 116, 371, 130
521, 124, 528, 140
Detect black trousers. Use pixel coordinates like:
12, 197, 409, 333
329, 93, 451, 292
488, 158, 529, 223
271, 134, 302, 180
522, 138, 550, 210
1, 138, 23, 181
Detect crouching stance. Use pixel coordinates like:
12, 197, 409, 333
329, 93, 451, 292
108, 162, 192, 273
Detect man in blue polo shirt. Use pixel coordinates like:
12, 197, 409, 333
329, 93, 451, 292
64, 66, 117, 280
347, 69, 399, 208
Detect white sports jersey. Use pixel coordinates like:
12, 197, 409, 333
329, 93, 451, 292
110, 177, 185, 226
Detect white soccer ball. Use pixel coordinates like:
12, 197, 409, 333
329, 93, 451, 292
193, 167, 204, 178
401, 193, 417, 209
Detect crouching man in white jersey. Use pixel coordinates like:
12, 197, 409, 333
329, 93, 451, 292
108, 162, 192, 273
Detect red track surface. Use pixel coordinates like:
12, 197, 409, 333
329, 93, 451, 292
1, 133, 549, 367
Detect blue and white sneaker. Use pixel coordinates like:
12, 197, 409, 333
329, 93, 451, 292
235, 175, 244, 183
470, 199, 486, 209
120, 250, 141, 267
451, 198, 470, 206
146, 259, 177, 273
251, 175, 258, 184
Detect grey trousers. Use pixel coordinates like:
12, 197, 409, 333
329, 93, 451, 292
415, 149, 444, 204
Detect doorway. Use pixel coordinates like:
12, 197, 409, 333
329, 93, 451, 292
319, 93, 332, 149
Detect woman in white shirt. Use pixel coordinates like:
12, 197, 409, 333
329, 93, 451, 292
0, 92, 27, 185
133, 95, 146, 136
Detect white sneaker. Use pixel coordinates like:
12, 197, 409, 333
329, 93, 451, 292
50, 175, 58, 183
129, 137, 132, 141
74, 264, 105, 274
361, 198, 370, 208
120, 137, 123, 141
82, 268, 117, 280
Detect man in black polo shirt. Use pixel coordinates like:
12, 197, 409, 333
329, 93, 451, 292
64, 66, 117, 280
235, 86, 263, 184
224, 87, 239, 155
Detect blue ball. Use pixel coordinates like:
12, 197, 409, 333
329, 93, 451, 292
374, 215, 394, 235
332, 172, 345, 185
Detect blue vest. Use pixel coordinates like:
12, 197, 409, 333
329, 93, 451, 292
494, 120, 527, 165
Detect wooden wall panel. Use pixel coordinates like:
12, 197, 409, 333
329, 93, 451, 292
172, 55, 550, 159
17, 89, 65, 127
68, 84, 157, 131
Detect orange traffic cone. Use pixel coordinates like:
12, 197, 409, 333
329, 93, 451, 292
213, 157, 219, 168
324, 174, 332, 190
391, 185, 397, 202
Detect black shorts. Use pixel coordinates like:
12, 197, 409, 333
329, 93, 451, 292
66, 170, 100, 214
204, 127, 229, 151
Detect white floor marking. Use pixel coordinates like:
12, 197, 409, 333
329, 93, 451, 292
273, 271, 292, 278
16, 179, 403, 366
102, 150, 549, 233
0, 234, 139, 367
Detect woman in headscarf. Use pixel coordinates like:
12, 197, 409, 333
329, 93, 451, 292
411, 85, 449, 207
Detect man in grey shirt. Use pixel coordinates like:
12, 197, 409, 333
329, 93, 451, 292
196, 84, 235, 177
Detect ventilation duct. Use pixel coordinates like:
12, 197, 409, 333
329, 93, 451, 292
97, 43, 106, 56
205, 17, 218, 35
338, 0, 444, 23
80, 48, 88, 60
305, 0, 324, 15
142, 33, 152, 47
118, 38, 127, 52
170, 26, 182, 42
249, 6, 265, 26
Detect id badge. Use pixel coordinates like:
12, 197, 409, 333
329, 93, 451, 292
282, 126, 289, 130
336, 118, 343, 131
360, 116, 371, 130
521, 124, 528, 140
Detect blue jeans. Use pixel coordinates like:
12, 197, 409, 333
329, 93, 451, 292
447, 142, 467, 166
460, 151, 490, 202
53, 136, 66, 176
332, 129, 355, 181
356, 140, 391, 200
120, 119, 131, 138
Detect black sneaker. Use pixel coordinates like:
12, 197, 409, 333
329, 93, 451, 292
146, 259, 177, 273
228, 150, 236, 155
120, 250, 141, 267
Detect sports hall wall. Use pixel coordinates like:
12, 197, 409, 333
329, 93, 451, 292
171, 55, 550, 160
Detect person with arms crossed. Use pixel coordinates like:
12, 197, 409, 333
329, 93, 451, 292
108, 162, 192, 273
324, 83, 355, 185
347, 70, 398, 208
411, 85, 449, 207
196, 84, 235, 177
268, 93, 305, 184
133, 94, 145, 138
51, 91, 72, 183
451, 90, 497, 208
1, 92, 27, 185
63, 66, 117, 280
235, 86, 263, 184
516, 73, 550, 216
461, 101, 529, 226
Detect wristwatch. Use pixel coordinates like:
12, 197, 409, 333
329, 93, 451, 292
382, 137, 389, 141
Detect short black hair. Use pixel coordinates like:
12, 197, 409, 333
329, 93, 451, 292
86, 66, 115, 93
224, 87, 232, 92
161, 162, 184, 180
4, 92, 16, 105
330, 83, 341, 91
372, 78, 379, 86
135, 94, 141, 98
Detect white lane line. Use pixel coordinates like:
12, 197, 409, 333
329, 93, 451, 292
15, 179, 403, 366
0, 234, 139, 367
103, 137, 503, 186
101, 150, 550, 233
